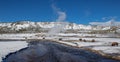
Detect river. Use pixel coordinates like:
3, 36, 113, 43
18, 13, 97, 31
2, 40, 120, 62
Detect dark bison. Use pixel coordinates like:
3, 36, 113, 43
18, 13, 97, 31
111, 42, 118, 46
91, 39, 95, 42
83, 39, 86, 42
42, 37, 45, 39
79, 38, 82, 41
59, 38, 62, 41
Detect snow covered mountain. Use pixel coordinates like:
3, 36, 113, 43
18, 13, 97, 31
0, 21, 119, 33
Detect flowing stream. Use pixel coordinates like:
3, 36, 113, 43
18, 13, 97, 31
2, 40, 120, 62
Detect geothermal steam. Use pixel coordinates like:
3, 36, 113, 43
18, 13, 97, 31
51, 4, 66, 22
47, 4, 67, 36
57, 11, 66, 22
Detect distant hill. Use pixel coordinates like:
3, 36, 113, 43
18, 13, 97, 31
0, 21, 119, 33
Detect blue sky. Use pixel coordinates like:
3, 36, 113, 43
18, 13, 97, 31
0, 0, 120, 24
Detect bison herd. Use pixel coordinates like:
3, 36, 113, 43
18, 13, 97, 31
42, 37, 119, 46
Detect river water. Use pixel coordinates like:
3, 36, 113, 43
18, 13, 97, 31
2, 40, 120, 62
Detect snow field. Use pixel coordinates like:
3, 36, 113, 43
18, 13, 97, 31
0, 41, 28, 62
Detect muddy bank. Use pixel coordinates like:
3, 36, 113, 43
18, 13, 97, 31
2, 40, 120, 62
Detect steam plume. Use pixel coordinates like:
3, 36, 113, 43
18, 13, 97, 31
51, 4, 66, 22
47, 4, 67, 36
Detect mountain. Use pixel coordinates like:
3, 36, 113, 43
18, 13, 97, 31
0, 21, 119, 33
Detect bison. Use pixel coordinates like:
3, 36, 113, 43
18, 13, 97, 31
42, 37, 45, 39
59, 38, 62, 41
111, 42, 118, 46
79, 38, 82, 41
83, 39, 86, 42
91, 39, 95, 42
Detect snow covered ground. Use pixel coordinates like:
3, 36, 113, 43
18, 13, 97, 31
57, 37, 120, 56
0, 41, 28, 62
58, 33, 120, 38
0, 33, 119, 40
0, 33, 120, 61
0, 33, 36, 39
